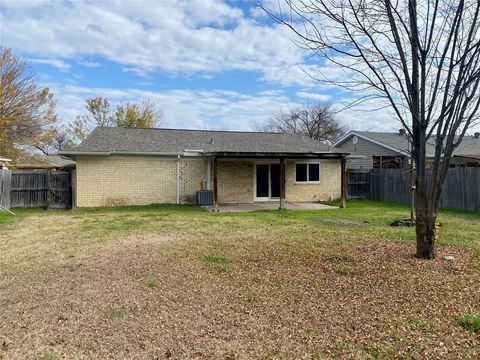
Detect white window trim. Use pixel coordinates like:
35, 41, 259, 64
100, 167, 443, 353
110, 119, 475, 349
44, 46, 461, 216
294, 161, 321, 184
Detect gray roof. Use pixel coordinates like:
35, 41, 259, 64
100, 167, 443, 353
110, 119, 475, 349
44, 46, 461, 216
15, 155, 76, 169
337, 131, 480, 157
62, 127, 344, 156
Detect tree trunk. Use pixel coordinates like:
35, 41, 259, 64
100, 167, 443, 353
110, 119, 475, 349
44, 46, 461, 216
414, 149, 438, 259
415, 206, 436, 259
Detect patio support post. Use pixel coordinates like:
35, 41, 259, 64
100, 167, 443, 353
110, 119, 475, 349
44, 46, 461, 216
341, 157, 347, 208
213, 156, 218, 211
279, 157, 285, 209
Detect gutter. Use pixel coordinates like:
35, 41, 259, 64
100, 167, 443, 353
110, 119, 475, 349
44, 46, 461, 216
58, 150, 207, 157
59, 150, 350, 158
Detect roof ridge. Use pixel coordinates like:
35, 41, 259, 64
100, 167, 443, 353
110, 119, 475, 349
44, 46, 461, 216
100, 126, 285, 135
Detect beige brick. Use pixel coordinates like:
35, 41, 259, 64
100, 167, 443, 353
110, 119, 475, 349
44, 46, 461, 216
179, 160, 209, 204
76, 156, 208, 207
285, 159, 341, 202
217, 160, 254, 204
75, 156, 341, 207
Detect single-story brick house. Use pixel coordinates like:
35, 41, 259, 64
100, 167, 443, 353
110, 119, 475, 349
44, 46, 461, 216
60, 127, 348, 207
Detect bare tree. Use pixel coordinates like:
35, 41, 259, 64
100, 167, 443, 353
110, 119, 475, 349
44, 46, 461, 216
259, 103, 345, 143
260, 0, 480, 259
0, 47, 57, 160
33, 124, 74, 155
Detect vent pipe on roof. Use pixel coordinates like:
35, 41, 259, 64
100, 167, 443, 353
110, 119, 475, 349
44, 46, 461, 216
210, 138, 214, 144
399, 128, 406, 136
475, 132, 480, 139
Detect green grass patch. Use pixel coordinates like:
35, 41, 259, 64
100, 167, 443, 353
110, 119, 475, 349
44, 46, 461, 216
361, 343, 396, 358
146, 279, 158, 288
407, 317, 429, 330
456, 314, 480, 333
203, 254, 229, 264
104, 308, 125, 320
333, 266, 357, 276
324, 252, 355, 263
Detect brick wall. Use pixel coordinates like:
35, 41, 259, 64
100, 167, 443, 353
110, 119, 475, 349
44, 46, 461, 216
75, 156, 341, 207
179, 160, 209, 204
76, 156, 207, 207
217, 160, 254, 204
285, 159, 341, 202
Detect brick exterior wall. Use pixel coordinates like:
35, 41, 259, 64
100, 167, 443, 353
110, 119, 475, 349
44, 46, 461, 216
217, 160, 254, 204
75, 156, 341, 207
285, 159, 341, 202
179, 160, 209, 204
76, 156, 208, 207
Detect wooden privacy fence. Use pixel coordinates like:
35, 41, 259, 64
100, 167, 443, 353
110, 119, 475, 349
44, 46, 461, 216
370, 168, 480, 212
6, 170, 72, 209
0, 170, 12, 210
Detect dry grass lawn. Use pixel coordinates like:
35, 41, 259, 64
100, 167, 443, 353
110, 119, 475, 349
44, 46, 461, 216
0, 200, 479, 359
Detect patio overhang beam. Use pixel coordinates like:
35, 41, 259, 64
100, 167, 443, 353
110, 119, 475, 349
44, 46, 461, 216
207, 152, 348, 159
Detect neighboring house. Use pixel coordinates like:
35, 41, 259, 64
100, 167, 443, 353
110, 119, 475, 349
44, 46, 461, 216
14, 155, 76, 171
60, 127, 348, 207
0, 156, 12, 170
334, 130, 480, 169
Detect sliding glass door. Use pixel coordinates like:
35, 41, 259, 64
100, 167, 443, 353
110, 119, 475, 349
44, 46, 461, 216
255, 163, 281, 200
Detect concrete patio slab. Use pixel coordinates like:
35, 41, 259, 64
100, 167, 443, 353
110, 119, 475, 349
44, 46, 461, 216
210, 202, 337, 212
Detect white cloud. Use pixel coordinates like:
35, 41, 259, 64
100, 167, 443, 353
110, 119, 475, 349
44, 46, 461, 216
78, 61, 103, 68
296, 91, 331, 102
29, 58, 71, 71
1, 0, 313, 86
122, 67, 153, 79
46, 83, 295, 131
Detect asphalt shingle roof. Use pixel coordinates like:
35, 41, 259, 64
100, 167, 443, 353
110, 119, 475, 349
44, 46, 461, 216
348, 131, 480, 157
15, 155, 76, 169
64, 127, 342, 155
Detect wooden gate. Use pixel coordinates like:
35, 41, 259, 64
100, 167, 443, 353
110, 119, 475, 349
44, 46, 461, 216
10, 170, 72, 209
347, 170, 371, 199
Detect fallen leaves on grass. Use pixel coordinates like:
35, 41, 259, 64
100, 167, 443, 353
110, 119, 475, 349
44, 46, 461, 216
0, 208, 478, 359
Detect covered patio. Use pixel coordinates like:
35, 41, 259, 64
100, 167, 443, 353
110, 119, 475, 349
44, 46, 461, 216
210, 201, 338, 212
211, 152, 348, 209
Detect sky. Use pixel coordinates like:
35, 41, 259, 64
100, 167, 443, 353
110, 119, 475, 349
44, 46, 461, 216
0, 0, 426, 132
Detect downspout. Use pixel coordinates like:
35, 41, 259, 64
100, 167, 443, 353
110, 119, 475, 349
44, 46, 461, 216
207, 158, 212, 190
176, 155, 180, 204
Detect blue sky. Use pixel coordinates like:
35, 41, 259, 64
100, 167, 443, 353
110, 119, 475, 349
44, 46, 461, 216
1, 0, 402, 131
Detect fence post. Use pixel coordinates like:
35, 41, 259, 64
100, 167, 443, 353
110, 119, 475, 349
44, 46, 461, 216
340, 158, 347, 208
46, 171, 51, 209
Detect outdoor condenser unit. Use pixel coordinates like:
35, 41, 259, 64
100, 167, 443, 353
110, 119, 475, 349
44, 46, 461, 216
196, 190, 214, 206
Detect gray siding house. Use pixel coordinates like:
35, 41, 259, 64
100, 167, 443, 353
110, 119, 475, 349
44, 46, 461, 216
334, 130, 480, 170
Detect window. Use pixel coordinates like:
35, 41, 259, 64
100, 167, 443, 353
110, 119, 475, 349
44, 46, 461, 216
373, 155, 406, 169
295, 163, 320, 183
296, 164, 307, 182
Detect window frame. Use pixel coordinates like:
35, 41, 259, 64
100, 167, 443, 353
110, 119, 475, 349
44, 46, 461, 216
294, 161, 321, 184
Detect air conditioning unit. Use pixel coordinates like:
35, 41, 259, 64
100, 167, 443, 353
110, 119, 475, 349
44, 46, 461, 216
196, 190, 214, 206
